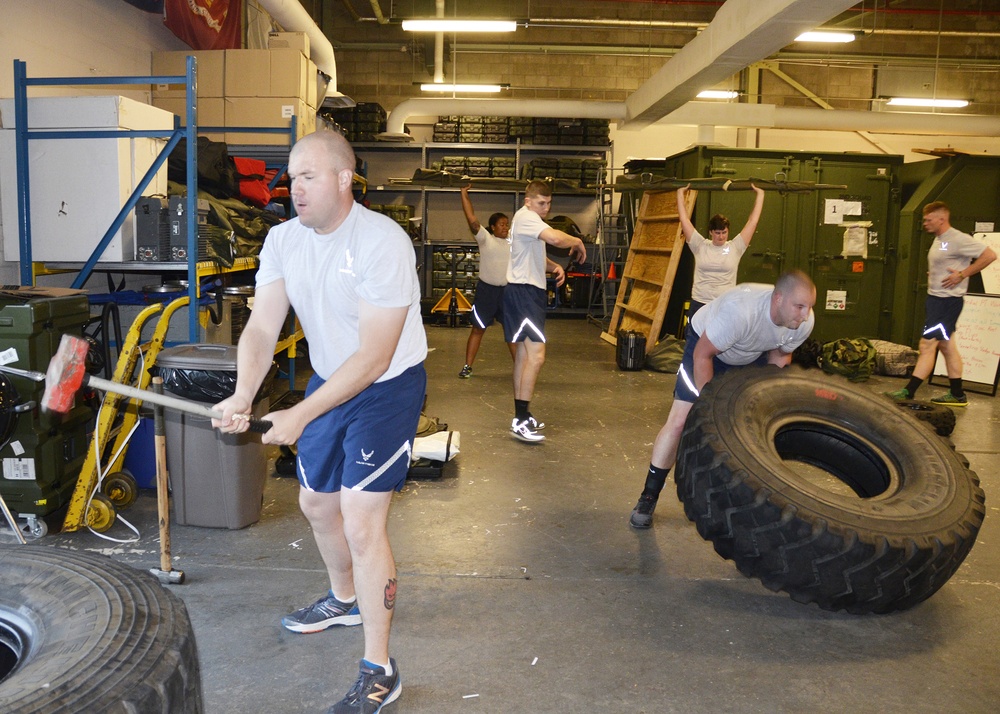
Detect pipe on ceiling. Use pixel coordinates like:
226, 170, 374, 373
384, 98, 628, 135
256, 0, 338, 94
383, 98, 1000, 138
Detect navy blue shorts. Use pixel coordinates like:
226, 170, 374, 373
502, 283, 547, 343
296, 364, 427, 493
471, 280, 505, 329
922, 295, 964, 341
674, 326, 768, 403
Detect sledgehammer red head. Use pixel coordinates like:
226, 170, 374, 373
42, 334, 91, 413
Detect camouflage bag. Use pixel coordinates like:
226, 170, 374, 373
818, 337, 877, 382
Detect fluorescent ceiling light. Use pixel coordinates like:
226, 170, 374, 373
697, 90, 739, 100
420, 83, 505, 93
795, 31, 856, 43
887, 97, 969, 108
402, 19, 517, 33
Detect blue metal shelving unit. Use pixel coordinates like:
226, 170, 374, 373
12, 58, 297, 343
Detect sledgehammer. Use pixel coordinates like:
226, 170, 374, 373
41, 334, 272, 433
149, 376, 184, 585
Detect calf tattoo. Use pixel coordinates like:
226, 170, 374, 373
384, 578, 397, 610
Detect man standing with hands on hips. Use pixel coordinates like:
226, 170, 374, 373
214, 130, 426, 714
885, 200, 996, 406
503, 179, 586, 443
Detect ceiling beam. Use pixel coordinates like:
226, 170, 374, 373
623, 0, 859, 128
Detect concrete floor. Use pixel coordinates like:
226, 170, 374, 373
11, 319, 1000, 713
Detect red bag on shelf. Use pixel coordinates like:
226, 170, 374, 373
232, 156, 272, 207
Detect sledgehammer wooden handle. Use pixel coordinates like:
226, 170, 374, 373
85, 374, 273, 434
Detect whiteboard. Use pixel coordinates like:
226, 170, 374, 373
934, 293, 1000, 387
972, 233, 1000, 294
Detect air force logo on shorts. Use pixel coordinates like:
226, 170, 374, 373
356, 448, 376, 467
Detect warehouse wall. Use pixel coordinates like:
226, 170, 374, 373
0, 0, 186, 282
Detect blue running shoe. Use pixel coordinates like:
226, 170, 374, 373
281, 593, 362, 633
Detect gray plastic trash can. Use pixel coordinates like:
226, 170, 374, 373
156, 343, 272, 529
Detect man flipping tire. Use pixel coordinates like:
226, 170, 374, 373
629, 271, 817, 529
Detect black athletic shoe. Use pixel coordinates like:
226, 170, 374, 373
329, 659, 401, 714
281, 593, 362, 633
629, 494, 658, 529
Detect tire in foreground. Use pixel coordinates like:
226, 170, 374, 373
0, 545, 202, 713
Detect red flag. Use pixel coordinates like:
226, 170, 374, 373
164, 0, 242, 50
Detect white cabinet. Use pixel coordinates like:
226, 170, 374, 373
0, 96, 173, 262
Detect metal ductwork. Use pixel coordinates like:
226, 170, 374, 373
383, 97, 1000, 139
384, 99, 628, 136
668, 102, 1000, 137
255, 0, 338, 97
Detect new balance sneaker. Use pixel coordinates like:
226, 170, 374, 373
883, 388, 910, 401
527, 414, 545, 430
281, 593, 362, 633
458, 364, 473, 379
629, 494, 658, 529
329, 659, 401, 714
510, 418, 545, 443
930, 391, 968, 407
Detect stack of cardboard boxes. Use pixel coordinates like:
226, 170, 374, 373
151, 32, 318, 146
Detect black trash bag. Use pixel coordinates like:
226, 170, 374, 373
156, 362, 276, 404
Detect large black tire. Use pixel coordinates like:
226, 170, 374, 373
675, 366, 985, 615
893, 398, 956, 436
0, 545, 202, 713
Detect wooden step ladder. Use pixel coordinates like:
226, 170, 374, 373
600, 189, 694, 354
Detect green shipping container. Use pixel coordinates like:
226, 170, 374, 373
623, 147, 903, 343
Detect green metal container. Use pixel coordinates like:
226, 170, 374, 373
893, 154, 1000, 345
623, 146, 903, 342
0, 293, 92, 520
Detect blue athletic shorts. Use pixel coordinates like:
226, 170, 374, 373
471, 280, 505, 329
674, 325, 768, 403
502, 283, 547, 343
922, 295, 964, 341
296, 364, 427, 493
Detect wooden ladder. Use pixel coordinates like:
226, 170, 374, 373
600, 189, 694, 354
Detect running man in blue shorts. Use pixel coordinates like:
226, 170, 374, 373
214, 130, 427, 714
885, 201, 996, 407
629, 271, 816, 529
503, 179, 586, 443
457, 183, 515, 378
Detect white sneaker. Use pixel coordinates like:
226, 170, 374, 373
510, 418, 545, 443
527, 415, 545, 430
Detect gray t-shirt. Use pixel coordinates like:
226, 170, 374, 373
474, 225, 510, 287
506, 205, 549, 289
256, 202, 427, 382
927, 226, 988, 298
691, 283, 815, 366
688, 230, 748, 303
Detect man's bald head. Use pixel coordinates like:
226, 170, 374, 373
291, 130, 356, 176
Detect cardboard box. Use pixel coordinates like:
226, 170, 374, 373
0, 286, 88, 299
151, 50, 226, 98
0, 96, 173, 263
268, 31, 309, 56
224, 49, 308, 100
224, 97, 315, 145
270, 49, 308, 100
306, 57, 319, 109
150, 96, 226, 141
224, 49, 271, 97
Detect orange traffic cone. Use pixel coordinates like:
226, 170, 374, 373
607, 262, 617, 280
